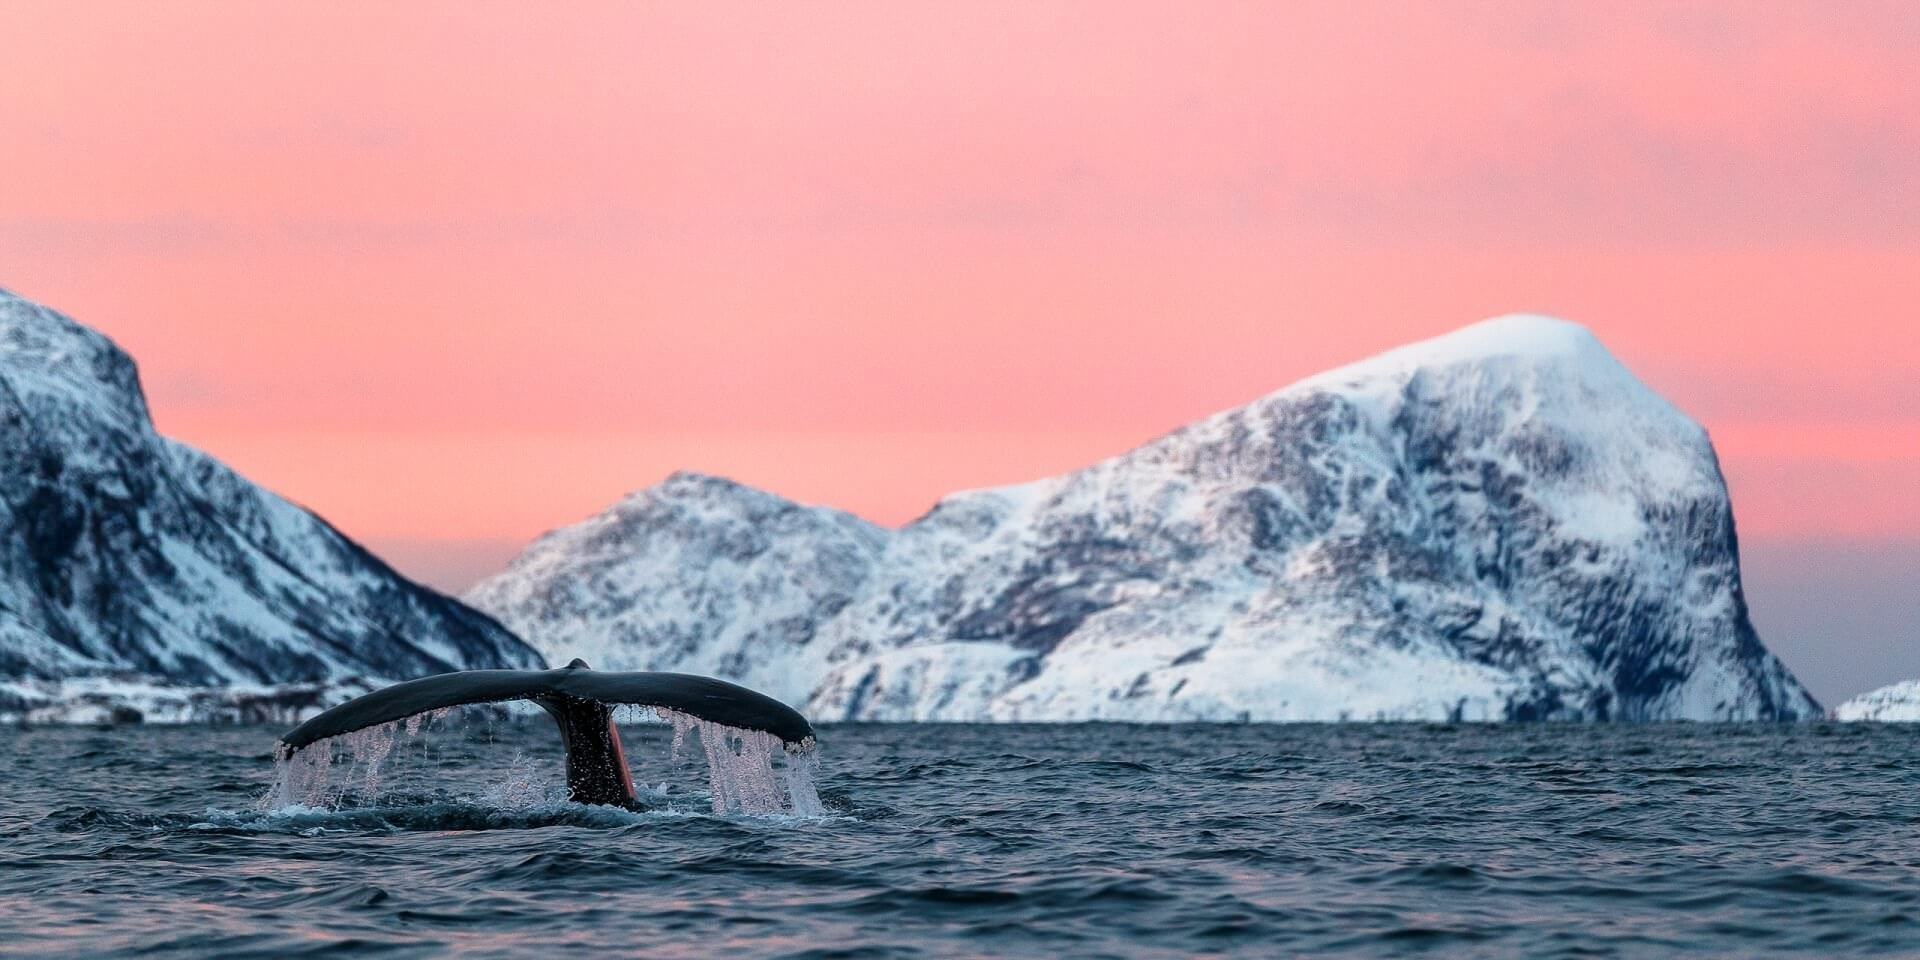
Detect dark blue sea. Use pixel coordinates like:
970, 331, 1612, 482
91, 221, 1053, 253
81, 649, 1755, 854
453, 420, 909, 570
3, 720, 1917, 958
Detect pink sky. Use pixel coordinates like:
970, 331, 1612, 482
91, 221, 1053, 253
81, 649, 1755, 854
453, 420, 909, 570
2, 2, 1916, 592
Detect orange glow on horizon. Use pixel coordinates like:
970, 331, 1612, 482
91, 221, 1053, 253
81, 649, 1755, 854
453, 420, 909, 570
2, 2, 1914, 577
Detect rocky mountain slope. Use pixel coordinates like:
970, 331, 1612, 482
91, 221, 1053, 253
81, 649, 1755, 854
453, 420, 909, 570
1833, 680, 1920, 721
0, 288, 543, 690
469, 315, 1820, 722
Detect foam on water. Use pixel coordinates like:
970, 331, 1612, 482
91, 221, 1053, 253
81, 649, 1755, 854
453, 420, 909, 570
480, 752, 565, 810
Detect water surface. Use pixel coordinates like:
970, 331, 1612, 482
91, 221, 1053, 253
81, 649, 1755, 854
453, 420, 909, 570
3, 721, 1917, 957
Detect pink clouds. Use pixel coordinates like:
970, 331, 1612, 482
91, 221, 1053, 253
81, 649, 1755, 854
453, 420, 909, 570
0, 1, 1914, 566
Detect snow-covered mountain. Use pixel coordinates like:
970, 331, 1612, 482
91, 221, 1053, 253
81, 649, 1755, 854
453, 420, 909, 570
468, 314, 1820, 722
464, 471, 887, 698
0, 676, 381, 727
1833, 681, 1920, 721
0, 288, 543, 687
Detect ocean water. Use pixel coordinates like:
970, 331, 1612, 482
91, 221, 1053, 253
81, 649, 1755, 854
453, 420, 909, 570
2, 720, 1917, 958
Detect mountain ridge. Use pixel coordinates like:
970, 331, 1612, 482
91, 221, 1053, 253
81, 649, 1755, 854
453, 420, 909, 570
469, 314, 1819, 722
0, 287, 543, 687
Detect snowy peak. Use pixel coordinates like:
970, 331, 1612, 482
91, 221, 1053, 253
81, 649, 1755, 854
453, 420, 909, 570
1337, 314, 1611, 373
625, 470, 825, 515
0, 287, 543, 686
1286, 314, 1693, 438
0, 286, 125, 368
467, 469, 886, 703
509, 470, 884, 572
470, 312, 1819, 723
1298, 315, 1641, 399
0, 288, 153, 438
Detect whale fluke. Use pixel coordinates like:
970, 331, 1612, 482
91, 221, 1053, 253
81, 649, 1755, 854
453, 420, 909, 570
278, 659, 814, 808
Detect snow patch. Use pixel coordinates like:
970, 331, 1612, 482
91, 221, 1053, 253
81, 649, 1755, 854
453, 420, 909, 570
1834, 680, 1920, 722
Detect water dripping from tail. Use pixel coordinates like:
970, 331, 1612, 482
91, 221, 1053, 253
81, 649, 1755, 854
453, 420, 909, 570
262, 707, 454, 810
658, 706, 825, 817
263, 704, 826, 818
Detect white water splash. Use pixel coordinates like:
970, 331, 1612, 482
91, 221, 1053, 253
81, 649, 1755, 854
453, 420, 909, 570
480, 752, 563, 810
263, 740, 335, 809
262, 705, 825, 818
657, 707, 825, 817
340, 721, 399, 797
780, 747, 827, 818
261, 714, 437, 810
402, 707, 450, 738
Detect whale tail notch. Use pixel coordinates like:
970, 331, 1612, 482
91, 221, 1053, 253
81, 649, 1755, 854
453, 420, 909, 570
277, 659, 816, 808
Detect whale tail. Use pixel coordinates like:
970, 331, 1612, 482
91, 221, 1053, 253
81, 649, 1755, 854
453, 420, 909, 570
278, 659, 815, 808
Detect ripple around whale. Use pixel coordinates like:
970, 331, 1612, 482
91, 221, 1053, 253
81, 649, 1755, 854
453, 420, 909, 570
4, 721, 1920, 959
